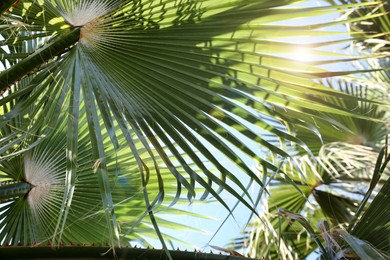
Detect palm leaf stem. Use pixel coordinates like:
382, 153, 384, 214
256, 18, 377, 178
0, 181, 31, 203
0, 28, 80, 93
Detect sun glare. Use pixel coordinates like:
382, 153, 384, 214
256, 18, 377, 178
291, 47, 314, 62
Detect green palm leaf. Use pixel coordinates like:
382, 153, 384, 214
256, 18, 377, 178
1, 0, 388, 254
0, 110, 206, 246
349, 176, 390, 255
1, 0, 382, 198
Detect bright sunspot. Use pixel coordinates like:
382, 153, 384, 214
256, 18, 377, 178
291, 47, 314, 62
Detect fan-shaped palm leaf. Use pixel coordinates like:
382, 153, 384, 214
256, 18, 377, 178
1, 0, 388, 253
0, 107, 208, 247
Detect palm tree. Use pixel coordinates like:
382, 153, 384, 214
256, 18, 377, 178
0, 0, 388, 259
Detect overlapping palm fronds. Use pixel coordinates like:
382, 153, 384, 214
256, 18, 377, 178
233, 1, 390, 258
0, 109, 208, 247
233, 145, 389, 258
274, 147, 390, 259
1, 0, 388, 254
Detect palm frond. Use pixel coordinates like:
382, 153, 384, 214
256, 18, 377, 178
1, 0, 384, 202
0, 110, 208, 247
348, 154, 390, 254
1, 0, 389, 252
